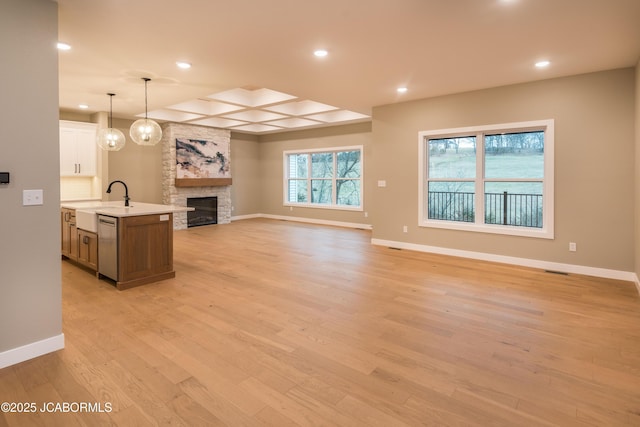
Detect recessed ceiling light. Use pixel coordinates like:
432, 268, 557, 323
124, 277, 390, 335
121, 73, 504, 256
57, 42, 71, 51
176, 61, 192, 69
397, 87, 408, 93
535, 60, 550, 68
78, 104, 89, 109
314, 49, 328, 57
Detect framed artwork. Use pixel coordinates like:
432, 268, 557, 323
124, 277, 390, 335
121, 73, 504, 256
175, 138, 232, 187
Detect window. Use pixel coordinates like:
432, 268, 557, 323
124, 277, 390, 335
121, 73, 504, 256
284, 146, 363, 210
418, 120, 554, 238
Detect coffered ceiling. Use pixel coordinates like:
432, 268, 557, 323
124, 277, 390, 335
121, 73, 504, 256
149, 87, 369, 133
56, 0, 640, 134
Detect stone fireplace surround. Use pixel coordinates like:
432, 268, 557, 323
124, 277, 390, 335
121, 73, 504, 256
161, 122, 231, 230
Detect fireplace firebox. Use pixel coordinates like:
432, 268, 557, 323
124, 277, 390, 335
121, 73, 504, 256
187, 197, 218, 227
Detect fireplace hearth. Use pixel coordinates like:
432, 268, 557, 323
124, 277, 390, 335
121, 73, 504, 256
187, 197, 218, 227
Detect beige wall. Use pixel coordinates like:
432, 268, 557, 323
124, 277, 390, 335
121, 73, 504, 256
0, 0, 62, 354
106, 117, 163, 204
230, 132, 262, 217
258, 123, 373, 226
372, 68, 636, 272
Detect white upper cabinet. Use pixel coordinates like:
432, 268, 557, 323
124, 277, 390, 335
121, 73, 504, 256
60, 120, 97, 176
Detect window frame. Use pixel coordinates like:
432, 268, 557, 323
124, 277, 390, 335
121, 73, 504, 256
283, 145, 364, 211
418, 120, 554, 239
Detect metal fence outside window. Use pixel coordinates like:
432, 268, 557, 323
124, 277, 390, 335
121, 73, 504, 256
428, 191, 543, 228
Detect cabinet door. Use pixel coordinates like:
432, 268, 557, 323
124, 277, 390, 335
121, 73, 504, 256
61, 208, 78, 261
59, 128, 78, 176
77, 230, 98, 270
59, 121, 97, 177
61, 209, 71, 256
75, 127, 97, 176
69, 223, 78, 262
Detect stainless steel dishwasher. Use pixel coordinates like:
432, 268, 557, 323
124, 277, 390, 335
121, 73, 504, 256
98, 215, 118, 281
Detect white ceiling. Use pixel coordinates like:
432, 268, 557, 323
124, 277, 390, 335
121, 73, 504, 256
57, 0, 640, 134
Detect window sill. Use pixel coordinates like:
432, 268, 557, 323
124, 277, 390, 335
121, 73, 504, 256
284, 203, 363, 212
419, 219, 554, 239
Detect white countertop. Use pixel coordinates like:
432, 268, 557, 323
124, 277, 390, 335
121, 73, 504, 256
61, 201, 193, 218
61, 200, 122, 209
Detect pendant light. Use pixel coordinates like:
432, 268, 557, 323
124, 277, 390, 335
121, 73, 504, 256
130, 77, 162, 145
96, 93, 126, 151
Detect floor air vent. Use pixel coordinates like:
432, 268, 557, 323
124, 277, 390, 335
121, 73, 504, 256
544, 270, 569, 275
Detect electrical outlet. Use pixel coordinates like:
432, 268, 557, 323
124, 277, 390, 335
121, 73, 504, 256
289, 206, 293, 211
403, 225, 408, 233
364, 211, 368, 218
569, 242, 577, 252
23, 189, 43, 206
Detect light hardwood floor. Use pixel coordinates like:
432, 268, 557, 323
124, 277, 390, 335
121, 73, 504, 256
1, 218, 640, 426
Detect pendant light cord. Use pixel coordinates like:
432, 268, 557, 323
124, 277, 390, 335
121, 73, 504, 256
143, 78, 151, 120
107, 93, 115, 128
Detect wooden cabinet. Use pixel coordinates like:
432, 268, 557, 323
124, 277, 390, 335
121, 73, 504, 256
61, 208, 98, 271
62, 208, 177, 288
60, 120, 97, 176
61, 208, 78, 261
77, 229, 98, 270
115, 213, 175, 290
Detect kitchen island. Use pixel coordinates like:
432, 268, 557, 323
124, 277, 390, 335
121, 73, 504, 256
61, 201, 192, 290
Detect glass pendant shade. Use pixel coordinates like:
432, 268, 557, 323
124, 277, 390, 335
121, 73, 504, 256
130, 77, 162, 146
130, 117, 162, 145
97, 93, 125, 151
96, 127, 126, 151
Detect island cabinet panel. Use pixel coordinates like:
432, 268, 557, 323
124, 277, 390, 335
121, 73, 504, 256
117, 213, 175, 290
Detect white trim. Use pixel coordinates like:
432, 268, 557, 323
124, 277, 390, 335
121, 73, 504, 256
412, 219, 554, 239
233, 213, 372, 230
231, 213, 262, 221
371, 238, 636, 283
262, 214, 372, 230
0, 334, 64, 369
634, 274, 640, 295
282, 202, 363, 212
283, 145, 364, 155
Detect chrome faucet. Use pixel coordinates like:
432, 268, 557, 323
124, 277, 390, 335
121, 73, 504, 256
106, 180, 130, 206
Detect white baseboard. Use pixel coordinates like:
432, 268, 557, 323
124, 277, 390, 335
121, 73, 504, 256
635, 274, 640, 295
231, 213, 263, 221
0, 334, 65, 369
371, 238, 637, 284
232, 213, 372, 230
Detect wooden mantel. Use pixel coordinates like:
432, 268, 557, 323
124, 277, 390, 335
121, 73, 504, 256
175, 178, 232, 187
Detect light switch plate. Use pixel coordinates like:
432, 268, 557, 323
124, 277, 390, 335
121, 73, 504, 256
23, 189, 44, 206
